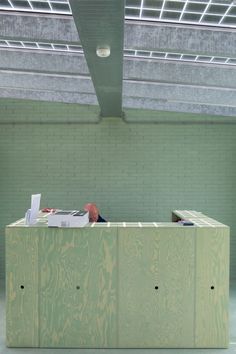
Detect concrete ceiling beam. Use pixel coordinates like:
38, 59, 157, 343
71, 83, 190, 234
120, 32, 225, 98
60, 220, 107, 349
0, 69, 236, 106
1, 49, 236, 89
1, 13, 236, 57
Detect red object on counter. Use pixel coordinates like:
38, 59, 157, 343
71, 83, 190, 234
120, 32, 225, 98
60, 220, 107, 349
41, 208, 57, 213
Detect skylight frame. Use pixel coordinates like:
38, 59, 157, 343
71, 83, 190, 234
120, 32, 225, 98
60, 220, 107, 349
0, 0, 72, 14
125, 0, 236, 28
1, 38, 236, 67
0, 0, 236, 28
0, 39, 83, 53
124, 48, 236, 66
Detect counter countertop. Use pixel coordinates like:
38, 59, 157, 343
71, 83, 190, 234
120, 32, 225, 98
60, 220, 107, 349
6, 210, 228, 228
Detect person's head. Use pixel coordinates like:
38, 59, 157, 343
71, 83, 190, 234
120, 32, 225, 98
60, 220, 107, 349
83, 203, 99, 222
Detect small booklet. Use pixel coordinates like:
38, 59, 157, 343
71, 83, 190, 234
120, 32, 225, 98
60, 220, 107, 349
178, 220, 194, 226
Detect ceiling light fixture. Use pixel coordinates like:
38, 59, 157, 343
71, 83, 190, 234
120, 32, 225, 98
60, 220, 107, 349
96, 46, 110, 58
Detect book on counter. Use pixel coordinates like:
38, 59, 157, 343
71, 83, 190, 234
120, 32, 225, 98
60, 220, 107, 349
178, 220, 194, 226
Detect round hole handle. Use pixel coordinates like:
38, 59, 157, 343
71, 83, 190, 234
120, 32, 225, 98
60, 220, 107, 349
155, 286, 159, 290
211, 285, 215, 290
20, 285, 24, 289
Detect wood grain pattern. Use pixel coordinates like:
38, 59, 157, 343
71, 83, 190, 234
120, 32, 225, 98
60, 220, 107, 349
5, 220, 229, 348
118, 227, 195, 348
39, 227, 117, 348
5, 227, 39, 347
195, 227, 230, 348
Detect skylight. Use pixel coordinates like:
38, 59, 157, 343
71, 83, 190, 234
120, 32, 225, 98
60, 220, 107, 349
124, 48, 236, 66
125, 0, 236, 28
0, 1, 236, 28
0, 0, 71, 14
0, 39, 82, 52
1, 38, 236, 66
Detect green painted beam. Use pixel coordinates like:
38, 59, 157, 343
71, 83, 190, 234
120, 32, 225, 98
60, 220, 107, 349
69, 0, 124, 118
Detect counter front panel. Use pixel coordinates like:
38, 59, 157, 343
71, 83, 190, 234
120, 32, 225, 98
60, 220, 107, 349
5, 211, 229, 348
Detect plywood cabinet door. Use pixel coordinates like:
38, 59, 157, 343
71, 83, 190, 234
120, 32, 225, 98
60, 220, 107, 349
39, 227, 117, 348
5, 228, 39, 347
195, 227, 230, 348
118, 227, 195, 348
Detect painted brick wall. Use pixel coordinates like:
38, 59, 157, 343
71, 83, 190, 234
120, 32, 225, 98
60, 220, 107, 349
0, 99, 235, 279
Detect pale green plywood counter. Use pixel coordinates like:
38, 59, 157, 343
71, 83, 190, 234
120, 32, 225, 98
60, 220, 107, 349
5, 211, 230, 348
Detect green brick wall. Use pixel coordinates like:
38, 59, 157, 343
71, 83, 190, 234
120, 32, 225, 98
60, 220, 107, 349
0, 99, 235, 279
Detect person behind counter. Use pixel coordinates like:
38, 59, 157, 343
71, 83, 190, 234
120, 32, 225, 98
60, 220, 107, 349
83, 203, 107, 223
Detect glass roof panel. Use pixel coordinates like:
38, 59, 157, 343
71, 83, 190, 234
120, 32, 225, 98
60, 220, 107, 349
143, 0, 163, 9
30, 1, 51, 10
23, 41, 38, 48
227, 58, 236, 64
0, 0, 236, 28
151, 51, 166, 57
11, 0, 31, 9
165, 1, 185, 11
38, 42, 53, 49
0, 0, 11, 6
0, 0, 71, 13
126, 0, 236, 28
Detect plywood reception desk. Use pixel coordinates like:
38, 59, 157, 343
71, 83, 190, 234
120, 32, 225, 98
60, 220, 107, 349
5, 210, 229, 348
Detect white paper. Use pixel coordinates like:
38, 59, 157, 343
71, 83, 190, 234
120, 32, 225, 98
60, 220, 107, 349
29, 194, 41, 225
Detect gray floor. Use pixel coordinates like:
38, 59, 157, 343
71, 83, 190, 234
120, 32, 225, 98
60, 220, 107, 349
0, 280, 235, 354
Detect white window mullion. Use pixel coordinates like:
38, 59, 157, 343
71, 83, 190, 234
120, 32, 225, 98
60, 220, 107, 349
179, 0, 189, 21
139, 0, 145, 18
160, 0, 167, 20
199, 0, 212, 23
219, 3, 233, 25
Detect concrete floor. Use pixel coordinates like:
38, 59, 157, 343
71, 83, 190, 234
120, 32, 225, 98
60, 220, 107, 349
0, 281, 235, 354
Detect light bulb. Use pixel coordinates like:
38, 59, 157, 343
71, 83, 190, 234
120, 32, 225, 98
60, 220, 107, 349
96, 46, 111, 58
